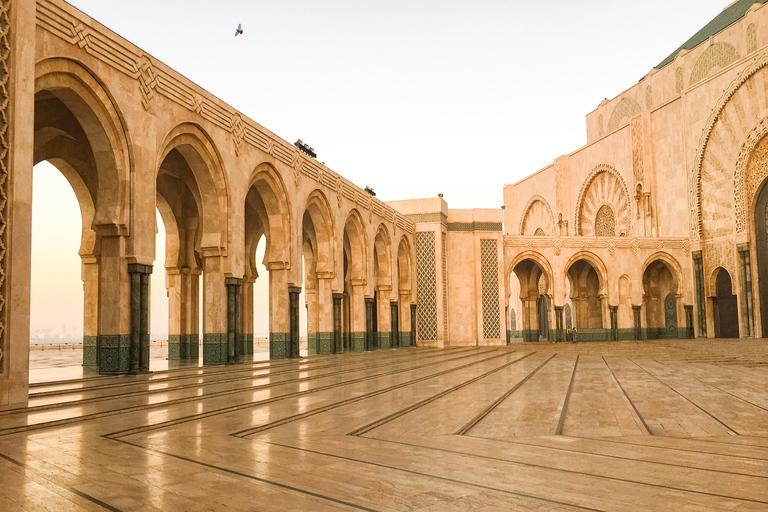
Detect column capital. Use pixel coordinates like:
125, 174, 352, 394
332, 293, 344, 300
127, 263, 153, 275
225, 277, 243, 286
288, 286, 302, 295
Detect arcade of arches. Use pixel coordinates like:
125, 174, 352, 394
3, 0, 768, 410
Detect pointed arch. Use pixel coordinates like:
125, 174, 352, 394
35, 57, 131, 230
303, 190, 335, 275
397, 235, 413, 295
574, 164, 632, 236
343, 209, 368, 283
373, 224, 393, 290
158, 123, 229, 253
519, 195, 555, 236
245, 162, 292, 265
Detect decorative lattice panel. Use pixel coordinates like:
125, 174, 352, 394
416, 232, 437, 340
0, 0, 9, 372
441, 231, 448, 338
595, 205, 616, 237
480, 240, 500, 339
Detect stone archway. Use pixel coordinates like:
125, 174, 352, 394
565, 258, 605, 339
34, 59, 131, 374
713, 268, 739, 338
510, 255, 552, 342
642, 259, 679, 339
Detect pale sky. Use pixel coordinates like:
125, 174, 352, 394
32, 0, 732, 338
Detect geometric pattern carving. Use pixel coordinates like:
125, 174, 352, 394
0, 0, 8, 373
675, 67, 684, 93
519, 195, 555, 236
735, 122, 768, 233
607, 97, 641, 133
645, 86, 653, 109
442, 232, 448, 340
35, 0, 415, 235
690, 43, 740, 85
595, 205, 616, 237
692, 51, 768, 241
631, 116, 645, 187
748, 24, 758, 53
416, 232, 437, 341
480, 240, 500, 339
575, 165, 631, 236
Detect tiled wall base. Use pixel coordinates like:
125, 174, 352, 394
307, 333, 318, 355
399, 331, 411, 347
239, 334, 254, 356
350, 332, 366, 351
378, 331, 391, 349
317, 332, 333, 355
82, 336, 97, 366
269, 332, 291, 359
644, 327, 688, 340
168, 334, 200, 360
203, 333, 227, 364
98, 334, 131, 373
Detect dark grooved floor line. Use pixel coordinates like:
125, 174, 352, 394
556, 354, 579, 436
602, 356, 653, 435
456, 353, 557, 435
350, 352, 538, 436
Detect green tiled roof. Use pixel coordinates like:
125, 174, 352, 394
656, 0, 768, 69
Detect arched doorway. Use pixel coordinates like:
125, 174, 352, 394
713, 268, 739, 338
511, 257, 551, 342
343, 211, 367, 352
642, 259, 678, 339
565, 258, 605, 340
756, 179, 768, 337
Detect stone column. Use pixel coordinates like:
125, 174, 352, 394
399, 292, 411, 347
96, 233, 132, 374
376, 287, 392, 349
127, 263, 152, 374
365, 297, 375, 351
305, 287, 318, 355
239, 276, 255, 357
268, 267, 291, 359
349, 283, 367, 351
333, 293, 343, 354
410, 303, 417, 347
82, 260, 99, 367
738, 244, 754, 337
609, 305, 618, 341
316, 276, 334, 355
167, 267, 199, 361
225, 277, 242, 364
202, 256, 227, 364
692, 251, 706, 337
390, 301, 399, 348
289, 286, 301, 359
632, 305, 643, 341
554, 306, 563, 343
685, 305, 694, 339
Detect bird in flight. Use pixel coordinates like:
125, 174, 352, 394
235, 23, 243, 37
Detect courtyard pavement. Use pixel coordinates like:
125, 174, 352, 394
1, 339, 767, 510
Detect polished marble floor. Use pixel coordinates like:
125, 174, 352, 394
2, 339, 767, 511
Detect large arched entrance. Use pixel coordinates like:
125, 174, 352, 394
343, 211, 367, 351
396, 237, 413, 347
244, 165, 292, 359
302, 191, 334, 355
34, 60, 130, 374
511, 257, 551, 342
565, 258, 605, 340
713, 267, 739, 338
642, 259, 679, 339
756, 179, 768, 337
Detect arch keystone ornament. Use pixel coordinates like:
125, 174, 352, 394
136, 55, 158, 111
230, 113, 245, 156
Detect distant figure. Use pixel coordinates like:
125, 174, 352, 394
572, 327, 578, 343
235, 24, 243, 37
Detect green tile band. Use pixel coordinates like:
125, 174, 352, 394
350, 332, 366, 352
82, 336, 97, 366
307, 332, 318, 355
399, 331, 411, 347
98, 334, 131, 373
270, 332, 291, 359
203, 333, 227, 364
378, 331, 391, 349
317, 332, 333, 355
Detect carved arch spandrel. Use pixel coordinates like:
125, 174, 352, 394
519, 195, 555, 236
692, 50, 768, 241
574, 165, 632, 237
